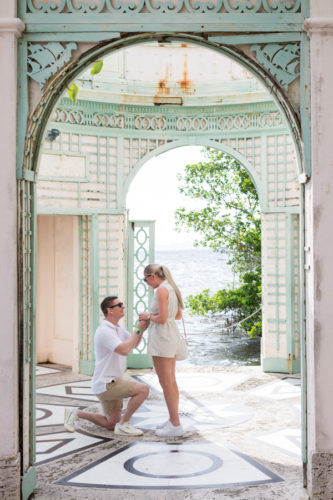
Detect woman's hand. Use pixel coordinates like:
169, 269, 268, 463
139, 312, 150, 321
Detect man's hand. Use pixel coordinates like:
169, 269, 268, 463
137, 319, 149, 333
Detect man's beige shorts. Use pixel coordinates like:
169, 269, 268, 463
97, 378, 136, 416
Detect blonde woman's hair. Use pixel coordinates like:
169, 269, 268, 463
144, 264, 184, 310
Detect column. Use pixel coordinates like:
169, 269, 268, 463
0, 6, 25, 499
304, 9, 333, 497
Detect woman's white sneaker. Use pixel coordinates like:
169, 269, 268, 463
156, 419, 170, 430
155, 421, 183, 437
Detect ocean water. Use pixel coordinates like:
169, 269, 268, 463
155, 248, 261, 366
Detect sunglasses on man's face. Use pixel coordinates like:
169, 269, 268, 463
109, 302, 124, 309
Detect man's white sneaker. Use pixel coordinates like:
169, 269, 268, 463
114, 422, 144, 436
64, 408, 78, 432
155, 420, 183, 437
156, 419, 170, 430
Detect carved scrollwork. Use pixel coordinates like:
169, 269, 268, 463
145, 0, 183, 13
223, 0, 261, 13
134, 115, 166, 130
27, 42, 77, 88
177, 116, 208, 131
26, 0, 302, 14
67, 0, 105, 13
95, 113, 125, 127
52, 101, 285, 133
105, 0, 145, 13
184, 0, 223, 14
250, 43, 300, 91
261, 0, 301, 12
27, 0, 66, 13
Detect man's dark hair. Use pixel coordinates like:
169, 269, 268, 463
100, 296, 118, 317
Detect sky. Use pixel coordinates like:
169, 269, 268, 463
126, 146, 207, 250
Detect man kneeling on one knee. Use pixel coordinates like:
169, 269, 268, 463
64, 296, 150, 436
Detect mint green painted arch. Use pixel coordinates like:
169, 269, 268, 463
121, 138, 266, 210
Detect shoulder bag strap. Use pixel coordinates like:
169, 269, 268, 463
181, 316, 188, 342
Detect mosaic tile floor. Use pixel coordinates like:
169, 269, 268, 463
249, 377, 301, 400
131, 400, 254, 431
252, 427, 301, 458
35, 398, 253, 433
36, 403, 83, 427
36, 365, 62, 376
36, 430, 111, 466
35, 369, 303, 493
134, 371, 250, 394
37, 380, 98, 402
55, 441, 283, 490
291, 403, 302, 422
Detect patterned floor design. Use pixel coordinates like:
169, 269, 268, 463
35, 371, 302, 490
55, 440, 284, 490
37, 379, 98, 402
252, 428, 301, 458
134, 371, 251, 394
36, 365, 62, 376
36, 403, 83, 427
248, 377, 301, 400
131, 399, 254, 431
36, 430, 111, 466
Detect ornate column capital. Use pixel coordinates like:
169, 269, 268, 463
304, 18, 333, 36
0, 18, 25, 38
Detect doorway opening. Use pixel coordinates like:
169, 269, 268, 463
29, 34, 304, 496
36, 215, 80, 371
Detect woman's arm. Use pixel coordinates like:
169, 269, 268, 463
152, 286, 169, 324
175, 308, 182, 320
140, 286, 169, 325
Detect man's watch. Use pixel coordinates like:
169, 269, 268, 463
135, 328, 142, 335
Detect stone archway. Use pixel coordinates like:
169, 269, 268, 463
14, 4, 312, 497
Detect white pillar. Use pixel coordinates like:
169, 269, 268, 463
304, 7, 333, 497
0, 5, 25, 497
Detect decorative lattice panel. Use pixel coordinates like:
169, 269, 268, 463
219, 136, 262, 175
126, 220, 155, 368
37, 133, 119, 210
262, 212, 300, 369
266, 134, 299, 208
123, 138, 169, 181
97, 214, 125, 301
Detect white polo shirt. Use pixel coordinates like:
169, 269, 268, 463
91, 319, 131, 395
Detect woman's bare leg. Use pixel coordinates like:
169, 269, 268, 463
153, 356, 180, 426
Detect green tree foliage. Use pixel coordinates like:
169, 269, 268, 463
67, 60, 104, 102
175, 148, 262, 337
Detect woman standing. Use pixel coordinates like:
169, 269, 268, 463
139, 264, 184, 437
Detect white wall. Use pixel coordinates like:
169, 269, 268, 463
37, 216, 80, 370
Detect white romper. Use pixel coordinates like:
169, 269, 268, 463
147, 280, 182, 358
